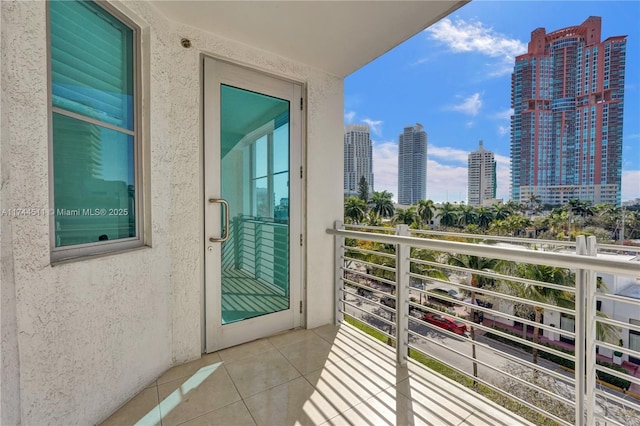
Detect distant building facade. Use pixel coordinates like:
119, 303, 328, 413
344, 124, 374, 197
397, 124, 427, 205
510, 16, 626, 206
467, 140, 496, 206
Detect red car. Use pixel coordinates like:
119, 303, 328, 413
422, 313, 467, 335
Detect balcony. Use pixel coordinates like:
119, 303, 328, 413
327, 223, 640, 426
103, 225, 640, 426
102, 324, 531, 426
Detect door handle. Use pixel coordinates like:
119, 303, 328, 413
208, 198, 230, 242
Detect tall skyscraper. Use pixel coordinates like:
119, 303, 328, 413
468, 140, 496, 206
510, 16, 626, 206
344, 124, 374, 197
398, 124, 427, 205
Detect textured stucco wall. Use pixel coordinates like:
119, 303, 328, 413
1, 2, 23, 424
1, 0, 342, 423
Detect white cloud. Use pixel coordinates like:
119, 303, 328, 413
429, 145, 469, 163
493, 108, 514, 120
622, 170, 640, 202
426, 18, 526, 76
344, 111, 356, 123
362, 118, 383, 136
448, 93, 482, 116
498, 125, 509, 136
372, 140, 398, 199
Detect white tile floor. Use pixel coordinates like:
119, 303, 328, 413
100, 324, 533, 426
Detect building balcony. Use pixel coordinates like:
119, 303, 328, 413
102, 323, 531, 426
103, 226, 640, 426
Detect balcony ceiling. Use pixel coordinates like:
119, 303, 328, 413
150, 1, 469, 77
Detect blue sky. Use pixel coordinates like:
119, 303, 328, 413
344, 0, 640, 203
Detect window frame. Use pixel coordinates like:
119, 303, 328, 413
47, 0, 144, 262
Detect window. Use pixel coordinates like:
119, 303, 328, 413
49, 0, 141, 260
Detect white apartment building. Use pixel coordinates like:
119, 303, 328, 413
467, 140, 496, 206
344, 124, 374, 197
398, 123, 427, 205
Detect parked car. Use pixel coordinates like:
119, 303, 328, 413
380, 296, 396, 309
357, 287, 373, 297
422, 313, 467, 335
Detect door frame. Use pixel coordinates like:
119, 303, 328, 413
202, 56, 305, 353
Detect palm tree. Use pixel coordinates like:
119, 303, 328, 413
476, 206, 494, 230
458, 205, 477, 228
493, 204, 513, 221
393, 207, 418, 226
370, 190, 395, 219
447, 254, 499, 387
344, 196, 367, 224
565, 198, 594, 234
507, 264, 572, 366
416, 199, 436, 228
437, 202, 458, 228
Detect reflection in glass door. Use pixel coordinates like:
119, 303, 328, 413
220, 84, 290, 324
204, 58, 302, 352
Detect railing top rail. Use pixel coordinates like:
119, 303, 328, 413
410, 228, 579, 248
327, 228, 640, 277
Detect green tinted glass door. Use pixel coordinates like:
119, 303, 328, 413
204, 58, 302, 352
220, 85, 290, 324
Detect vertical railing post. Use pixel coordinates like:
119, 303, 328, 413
334, 220, 345, 325
574, 235, 586, 426
585, 236, 597, 425
395, 224, 410, 367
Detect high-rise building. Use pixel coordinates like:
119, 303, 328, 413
510, 16, 626, 206
344, 124, 374, 197
397, 124, 427, 205
468, 140, 496, 206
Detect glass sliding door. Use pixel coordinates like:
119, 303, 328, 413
204, 58, 302, 352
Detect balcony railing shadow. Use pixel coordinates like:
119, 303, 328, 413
101, 322, 533, 425
328, 222, 640, 426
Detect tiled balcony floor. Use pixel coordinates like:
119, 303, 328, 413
101, 323, 532, 426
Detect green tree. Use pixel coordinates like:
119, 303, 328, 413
447, 254, 499, 386
344, 196, 367, 224
357, 176, 369, 203
370, 190, 395, 219
458, 205, 477, 227
437, 202, 458, 228
393, 207, 418, 226
493, 203, 513, 221
417, 199, 436, 228
476, 206, 494, 230
506, 264, 572, 365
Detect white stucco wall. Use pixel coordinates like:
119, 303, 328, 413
1, 0, 342, 424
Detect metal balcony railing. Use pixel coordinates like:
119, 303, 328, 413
328, 222, 640, 426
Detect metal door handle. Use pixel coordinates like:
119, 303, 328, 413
208, 198, 230, 242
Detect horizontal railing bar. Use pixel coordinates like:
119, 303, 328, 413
594, 387, 640, 412
407, 346, 574, 426
596, 316, 640, 333
327, 228, 640, 276
597, 292, 640, 305
341, 315, 396, 342
407, 299, 576, 340
407, 332, 575, 406
343, 245, 396, 260
339, 302, 395, 328
595, 364, 640, 386
344, 256, 396, 273
345, 224, 396, 233
411, 228, 579, 249
342, 267, 396, 287
594, 413, 625, 426
412, 258, 579, 295
342, 280, 380, 297
407, 318, 575, 384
